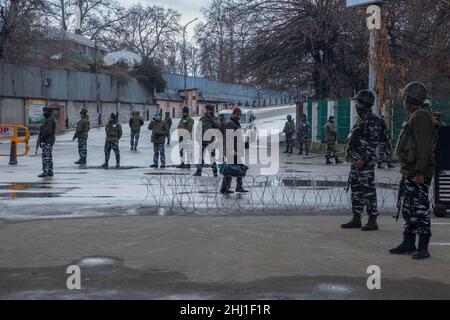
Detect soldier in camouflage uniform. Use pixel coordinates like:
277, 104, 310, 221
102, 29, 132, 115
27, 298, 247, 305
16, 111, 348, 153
149, 114, 168, 168
38, 107, 56, 178
377, 115, 394, 169
297, 114, 311, 155
176, 106, 195, 169
324, 116, 342, 164
341, 90, 382, 231
73, 108, 90, 165
194, 104, 222, 177
129, 111, 144, 151
165, 112, 173, 145
283, 115, 295, 154
390, 82, 437, 260
101, 113, 122, 169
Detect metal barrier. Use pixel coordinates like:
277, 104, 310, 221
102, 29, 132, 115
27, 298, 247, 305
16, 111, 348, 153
0, 124, 30, 164
140, 174, 401, 214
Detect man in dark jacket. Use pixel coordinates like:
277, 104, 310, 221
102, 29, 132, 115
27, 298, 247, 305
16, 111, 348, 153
164, 112, 173, 145
177, 107, 194, 169
129, 111, 144, 151
38, 107, 56, 178
73, 108, 90, 165
149, 114, 168, 168
101, 113, 122, 169
220, 108, 249, 194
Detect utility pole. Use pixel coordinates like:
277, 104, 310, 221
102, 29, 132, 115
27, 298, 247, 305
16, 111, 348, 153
182, 18, 198, 108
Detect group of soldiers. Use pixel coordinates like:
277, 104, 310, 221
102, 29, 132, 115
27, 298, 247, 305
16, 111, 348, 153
282, 114, 312, 156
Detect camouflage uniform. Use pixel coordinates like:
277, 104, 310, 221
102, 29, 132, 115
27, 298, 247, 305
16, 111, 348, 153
377, 117, 392, 167
297, 118, 311, 155
149, 119, 168, 167
73, 111, 90, 164
324, 121, 338, 163
104, 119, 122, 167
38, 113, 56, 176
283, 117, 296, 154
178, 115, 194, 166
129, 113, 144, 150
195, 112, 222, 176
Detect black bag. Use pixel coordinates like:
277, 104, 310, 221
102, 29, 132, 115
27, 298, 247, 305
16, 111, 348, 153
220, 163, 249, 177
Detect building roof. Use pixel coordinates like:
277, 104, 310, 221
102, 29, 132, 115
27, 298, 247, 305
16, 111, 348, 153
155, 92, 184, 102
44, 28, 109, 52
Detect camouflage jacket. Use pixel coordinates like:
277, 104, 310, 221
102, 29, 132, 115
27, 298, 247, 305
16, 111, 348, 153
283, 120, 296, 137
324, 122, 337, 142
297, 120, 311, 140
129, 116, 144, 131
345, 112, 382, 166
165, 116, 173, 130
105, 121, 123, 144
74, 116, 90, 140
395, 107, 436, 178
177, 116, 194, 134
39, 117, 56, 145
196, 114, 221, 143
149, 120, 167, 144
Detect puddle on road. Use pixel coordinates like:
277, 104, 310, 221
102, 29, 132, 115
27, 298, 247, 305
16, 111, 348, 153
75, 256, 122, 267
0, 192, 61, 199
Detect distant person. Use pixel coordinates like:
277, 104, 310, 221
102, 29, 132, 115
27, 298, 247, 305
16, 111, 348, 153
220, 107, 248, 194
433, 111, 446, 128
377, 115, 395, 169
297, 114, 311, 155
101, 113, 122, 169
149, 114, 168, 169
129, 111, 144, 151
341, 90, 382, 231
164, 111, 173, 145
324, 116, 342, 164
194, 105, 221, 177
176, 107, 194, 169
283, 114, 295, 154
38, 107, 56, 178
73, 108, 90, 165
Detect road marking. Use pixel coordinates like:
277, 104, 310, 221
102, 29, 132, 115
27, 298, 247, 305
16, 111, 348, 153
430, 243, 450, 246
432, 223, 450, 225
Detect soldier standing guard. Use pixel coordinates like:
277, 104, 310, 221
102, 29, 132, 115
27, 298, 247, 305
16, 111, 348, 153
341, 90, 382, 231
324, 116, 342, 165
377, 115, 394, 169
297, 114, 311, 155
149, 114, 168, 169
101, 113, 122, 169
194, 104, 222, 177
73, 108, 90, 165
283, 114, 295, 154
164, 112, 173, 145
38, 107, 56, 178
176, 107, 194, 169
390, 82, 437, 259
129, 111, 144, 151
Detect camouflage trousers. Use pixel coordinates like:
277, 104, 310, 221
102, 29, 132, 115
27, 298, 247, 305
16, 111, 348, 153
377, 142, 392, 163
286, 135, 294, 148
78, 138, 87, 161
401, 176, 432, 236
349, 164, 378, 217
130, 130, 140, 149
179, 137, 192, 164
153, 143, 166, 166
326, 140, 337, 159
196, 143, 218, 174
298, 136, 310, 152
41, 143, 54, 173
104, 142, 120, 163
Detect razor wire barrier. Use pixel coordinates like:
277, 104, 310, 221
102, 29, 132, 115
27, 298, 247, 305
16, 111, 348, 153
140, 174, 410, 215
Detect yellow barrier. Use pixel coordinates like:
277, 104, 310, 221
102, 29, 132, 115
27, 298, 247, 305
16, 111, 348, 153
0, 125, 30, 163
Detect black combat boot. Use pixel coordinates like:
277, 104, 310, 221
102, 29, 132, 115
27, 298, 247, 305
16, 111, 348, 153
289, 146, 294, 154
298, 148, 303, 155
377, 162, 385, 169
283, 145, 289, 153
341, 215, 362, 229
361, 215, 379, 231
74, 159, 83, 165
176, 163, 185, 169
335, 156, 343, 164
116, 160, 120, 168
387, 162, 396, 168
38, 171, 49, 178
101, 162, 109, 170
389, 232, 416, 255
412, 234, 431, 260
326, 157, 333, 165
306, 150, 309, 156
150, 164, 158, 168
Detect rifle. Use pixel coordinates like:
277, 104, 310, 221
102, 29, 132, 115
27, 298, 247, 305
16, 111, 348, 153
395, 177, 406, 221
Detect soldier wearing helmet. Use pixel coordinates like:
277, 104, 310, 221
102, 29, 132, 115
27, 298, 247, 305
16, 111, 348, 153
38, 107, 56, 178
324, 116, 342, 164
73, 108, 90, 165
341, 89, 382, 232
283, 114, 295, 154
390, 82, 437, 260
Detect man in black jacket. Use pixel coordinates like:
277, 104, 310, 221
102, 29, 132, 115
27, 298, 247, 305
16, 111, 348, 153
38, 107, 56, 178
220, 107, 249, 194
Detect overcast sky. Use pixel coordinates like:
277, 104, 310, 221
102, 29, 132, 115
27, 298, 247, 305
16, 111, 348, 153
118, 0, 209, 28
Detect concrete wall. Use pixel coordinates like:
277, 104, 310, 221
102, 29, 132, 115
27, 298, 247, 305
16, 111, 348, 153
0, 98, 25, 125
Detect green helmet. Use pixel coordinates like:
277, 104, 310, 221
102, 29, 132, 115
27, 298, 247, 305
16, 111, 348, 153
402, 82, 427, 104
80, 108, 88, 115
353, 90, 375, 107
287, 114, 292, 121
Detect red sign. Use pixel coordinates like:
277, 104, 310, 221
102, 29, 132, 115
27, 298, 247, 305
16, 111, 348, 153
0, 126, 14, 138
